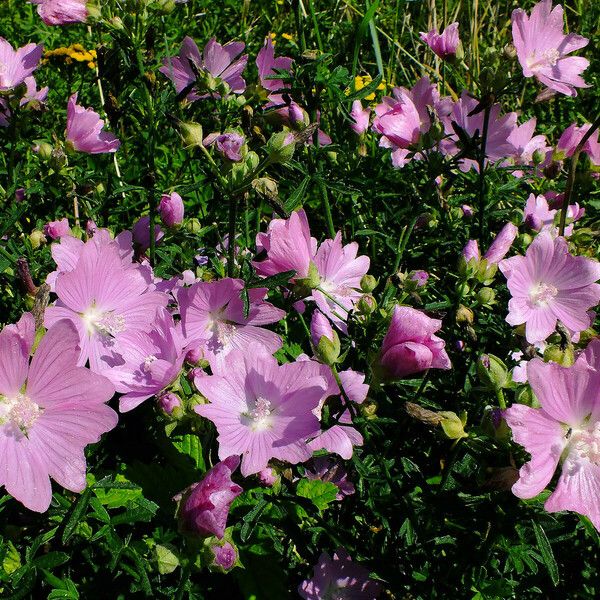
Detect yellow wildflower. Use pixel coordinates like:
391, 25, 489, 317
281, 33, 293, 41
43, 44, 97, 69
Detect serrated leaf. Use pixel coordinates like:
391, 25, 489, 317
296, 479, 338, 511
171, 433, 206, 472
92, 475, 143, 508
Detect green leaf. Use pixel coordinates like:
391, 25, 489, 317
284, 175, 310, 213
32, 552, 69, 570
155, 544, 180, 575
92, 475, 143, 509
171, 433, 206, 473
531, 520, 559, 586
61, 488, 92, 544
296, 479, 338, 511
2, 541, 21, 575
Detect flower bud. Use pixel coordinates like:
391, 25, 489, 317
159, 192, 185, 227
360, 274, 378, 293
265, 131, 295, 164
257, 467, 279, 487
179, 121, 204, 148
43, 218, 71, 240
356, 294, 377, 315
311, 311, 340, 365
33, 141, 53, 161
185, 218, 202, 234
476, 287, 496, 307
158, 391, 183, 418
461, 204, 474, 218
29, 229, 47, 248
204, 539, 239, 574
439, 411, 468, 440
455, 304, 474, 325
543, 344, 575, 367
477, 354, 510, 391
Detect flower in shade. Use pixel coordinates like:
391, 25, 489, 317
103, 308, 186, 412
349, 100, 370, 135
132, 216, 164, 252
0, 38, 43, 91
194, 344, 326, 477
204, 131, 245, 162
305, 457, 355, 500
177, 278, 285, 370
377, 305, 451, 380
44, 240, 168, 372
207, 540, 239, 572
511, 0, 589, 97
44, 218, 71, 240
254, 209, 317, 281
159, 192, 184, 227
256, 35, 293, 92
66, 93, 120, 154
175, 456, 242, 538
299, 547, 382, 599
31, 0, 87, 26
419, 22, 460, 59
440, 91, 518, 172
0, 314, 117, 512
159, 37, 247, 100
506, 117, 551, 177
499, 232, 600, 344
504, 340, 600, 529
557, 123, 600, 167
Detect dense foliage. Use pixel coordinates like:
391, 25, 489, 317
0, 0, 599, 598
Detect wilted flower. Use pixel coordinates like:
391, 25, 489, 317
499, 231, 600, 343
65, 93, 120, 154
0, 315, 117, 512
299, 547, 382, 599
31, 0, 88, 26
194, 344, 326, 477
176, 456, 242, 538
305, 457, 355, 500
159, 192, 185, 227
419, 22, 460, 59
43, 218, 70, 240
504, 340, 600, 529
377, 305, 451, 380
0, 38, 43, 91
512, 0, 590, 96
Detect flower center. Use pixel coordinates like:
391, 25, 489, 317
569, 422, 600, 465
529, 281, 558, 307
208, 307, 238, 347
0, 393, 42, 435
527, 48, 561, 72
245, 396, 273, 431
142, 354, 158, 372
82, 304, 126, 337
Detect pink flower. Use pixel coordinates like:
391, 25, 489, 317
256, 35, 293, 92
378, 305, 451, 380
523, 193, 583, 236
504, 340, 600, 528
160, 37, 247, 100
373, 90, 423, 168
0, 315, 117, 512
103, 308, 186, 412
0, 38, 43, 91
311, 233, 370, 331
132, 216, 164, 252
194, 344, 326, 477
462, 239, 480, 262
203, 132, 245, 162
499, 232, 600, 344
440, 91, 518, 172
557, 123, 600, 166
484, 222, 518, 264
44, 240, 168, 371
44, 218, 71, 240
208, 541, 238, 572
20, 76, 49, 108
32, 0, 87, 25
176, 456, 242, 538
254, 209, 317, 281
511, 0, 590, 97
177, 278, 285, 370
66, 93, 120, 154
310, 310, 335, 346
299, 547, 382, 599
158, 391, 182, 416
349, 100, 370, 135
506, 117, 551, 177
419, 22, 460, 59
159, 192, 185, 227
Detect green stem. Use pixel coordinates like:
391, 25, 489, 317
227, 194, 238, 278
316, 177, 336, 238
477, 104, 491, 243
496, 388, 506, 410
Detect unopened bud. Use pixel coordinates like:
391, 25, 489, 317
456, 304, 474, 325
478, 354, 510, 391
179, 121, 204, 149
29, 229, 47, 249
476, 287, 496, 306
265, 131, 296, 164
360, 274, 378, 293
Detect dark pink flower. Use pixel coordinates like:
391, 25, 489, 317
32, 0, 87, 25
378, 305, 451, 379
44, 218, 71, 240
159, 192, 185, 227
204, 132, 245, 162
420, 22, 460, 59
176, 456, 242, 539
